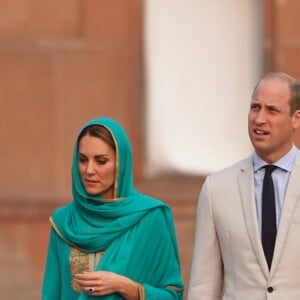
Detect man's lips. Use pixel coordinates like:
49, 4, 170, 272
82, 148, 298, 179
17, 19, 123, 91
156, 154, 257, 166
251, 129, 271, 141
253, 129, 269, 135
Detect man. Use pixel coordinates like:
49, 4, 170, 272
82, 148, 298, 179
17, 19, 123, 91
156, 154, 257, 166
188, 72, 300, 300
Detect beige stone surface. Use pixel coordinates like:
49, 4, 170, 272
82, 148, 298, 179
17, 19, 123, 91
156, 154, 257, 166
275, 46, 300, 80
0, 0, 81, 37
0, 49, 59, 199
0, 11, 143, 203
276, 0, 300, 41
84, 0, 133, 41
0, 219, 50, 300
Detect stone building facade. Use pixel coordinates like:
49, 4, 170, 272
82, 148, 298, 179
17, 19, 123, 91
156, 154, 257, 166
1, 1, 300, 299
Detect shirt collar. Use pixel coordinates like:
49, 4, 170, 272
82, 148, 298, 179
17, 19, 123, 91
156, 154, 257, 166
253, 145, 297, 173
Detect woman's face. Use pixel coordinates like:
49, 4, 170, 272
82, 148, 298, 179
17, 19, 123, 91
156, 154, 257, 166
78, 134, 116, 199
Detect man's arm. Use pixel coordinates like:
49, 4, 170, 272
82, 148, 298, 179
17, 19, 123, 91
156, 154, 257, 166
188, 177, 224, 300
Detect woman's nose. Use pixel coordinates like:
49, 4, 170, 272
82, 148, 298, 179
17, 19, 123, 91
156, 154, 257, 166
86, 161, 96, 174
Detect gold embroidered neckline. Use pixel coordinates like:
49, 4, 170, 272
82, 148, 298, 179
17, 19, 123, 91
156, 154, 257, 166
69, 247, 104, 292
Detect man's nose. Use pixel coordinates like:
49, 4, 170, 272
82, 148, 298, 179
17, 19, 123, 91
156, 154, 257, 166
255, 109, 267, 123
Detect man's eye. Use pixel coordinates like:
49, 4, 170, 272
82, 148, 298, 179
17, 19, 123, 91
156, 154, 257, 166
269, 107, 278, 112
250, 105, 259, 111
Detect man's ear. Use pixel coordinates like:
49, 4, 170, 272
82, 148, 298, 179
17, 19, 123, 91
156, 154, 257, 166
292, 110, 300, 129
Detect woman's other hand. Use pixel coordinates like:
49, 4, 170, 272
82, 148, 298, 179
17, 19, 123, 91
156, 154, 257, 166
74, 271, 140, 299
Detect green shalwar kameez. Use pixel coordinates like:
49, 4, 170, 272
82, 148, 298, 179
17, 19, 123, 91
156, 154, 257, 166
42, 117, 184, 300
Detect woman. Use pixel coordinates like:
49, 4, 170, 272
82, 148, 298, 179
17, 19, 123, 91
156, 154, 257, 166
42, 116, 184, 299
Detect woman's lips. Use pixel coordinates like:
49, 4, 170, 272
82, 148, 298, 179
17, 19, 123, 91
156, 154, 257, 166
84, 179, 99, 186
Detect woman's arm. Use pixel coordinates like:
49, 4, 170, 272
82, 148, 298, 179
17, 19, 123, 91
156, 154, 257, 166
74, 205, 184, 300
41, 229, 61, 300
74, 271, 140, 299
74, 271, 183, 300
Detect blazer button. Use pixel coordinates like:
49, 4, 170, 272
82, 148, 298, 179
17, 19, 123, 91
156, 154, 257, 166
267, 287, 274, 293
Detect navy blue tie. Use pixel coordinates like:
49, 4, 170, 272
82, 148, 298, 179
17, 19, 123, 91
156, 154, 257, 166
262, 165, 277, 270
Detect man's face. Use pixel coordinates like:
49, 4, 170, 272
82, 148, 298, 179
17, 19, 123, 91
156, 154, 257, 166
248, 78, 300, 163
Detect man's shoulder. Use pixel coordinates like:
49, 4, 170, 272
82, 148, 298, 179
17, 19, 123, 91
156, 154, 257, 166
200, 156, 253, 197
209, 155, 253, 179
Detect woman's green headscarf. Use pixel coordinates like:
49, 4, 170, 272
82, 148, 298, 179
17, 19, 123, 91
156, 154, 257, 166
72, 116, 136, 201
50, 117, 184, 299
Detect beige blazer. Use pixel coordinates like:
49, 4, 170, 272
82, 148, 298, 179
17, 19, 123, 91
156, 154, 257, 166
188, 151, 300, 300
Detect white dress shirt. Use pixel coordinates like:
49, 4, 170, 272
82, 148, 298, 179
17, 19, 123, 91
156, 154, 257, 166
253, 145, 297, 233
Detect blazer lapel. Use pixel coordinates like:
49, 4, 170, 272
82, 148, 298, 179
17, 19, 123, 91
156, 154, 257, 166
270, 153, 300, 277
238, 157, 269, 278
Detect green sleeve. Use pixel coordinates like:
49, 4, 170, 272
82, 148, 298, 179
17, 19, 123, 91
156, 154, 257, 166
41, 229, 61, 300
137, 208, 184, 300
143, 283, 183, 299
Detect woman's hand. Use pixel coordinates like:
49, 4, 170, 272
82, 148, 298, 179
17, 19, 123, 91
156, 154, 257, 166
74, 271, 140, 299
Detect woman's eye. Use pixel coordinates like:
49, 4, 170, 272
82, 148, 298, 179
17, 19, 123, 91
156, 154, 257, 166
79, 157, 87, 163
97, 159, 107, 165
